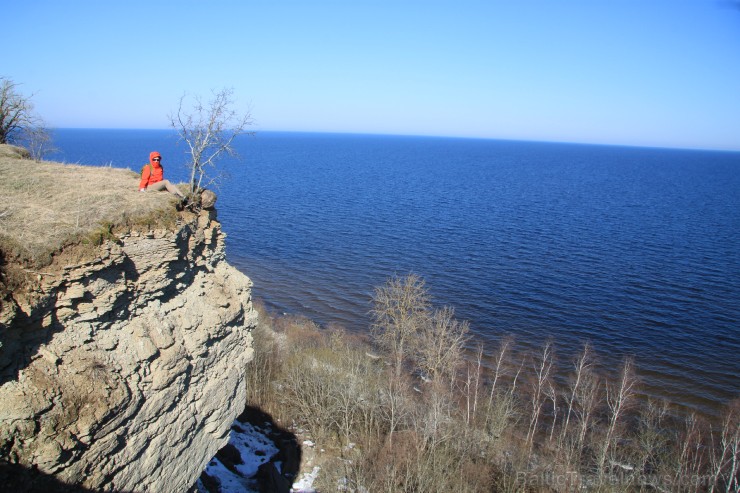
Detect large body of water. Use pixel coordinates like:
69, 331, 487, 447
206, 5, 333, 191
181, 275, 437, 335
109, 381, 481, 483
48, 129, 739, 416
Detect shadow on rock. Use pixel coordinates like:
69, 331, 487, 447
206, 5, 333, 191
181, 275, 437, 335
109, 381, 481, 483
198, 405, 302, 493
0, 461, 132, 493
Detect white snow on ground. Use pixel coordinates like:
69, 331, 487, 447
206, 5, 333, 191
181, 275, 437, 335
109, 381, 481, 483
196, 421, 277, 493
291, 466, 320, 492
229, 422, 279, 478
196, 419, 320, 493
197, 457, 256, 493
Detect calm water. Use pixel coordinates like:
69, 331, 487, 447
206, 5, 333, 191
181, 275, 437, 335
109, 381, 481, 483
49, 129, 740, 416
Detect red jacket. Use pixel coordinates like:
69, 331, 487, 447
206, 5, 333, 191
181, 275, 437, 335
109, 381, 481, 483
139, 151, 164, 190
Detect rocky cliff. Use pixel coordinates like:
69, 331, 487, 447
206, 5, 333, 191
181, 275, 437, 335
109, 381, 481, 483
0, 207, 257, 492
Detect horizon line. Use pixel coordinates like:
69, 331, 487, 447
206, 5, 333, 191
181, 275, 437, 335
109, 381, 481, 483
47, 127, 740, 154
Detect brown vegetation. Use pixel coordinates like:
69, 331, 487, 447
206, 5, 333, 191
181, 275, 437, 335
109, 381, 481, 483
246, 276, 740, 493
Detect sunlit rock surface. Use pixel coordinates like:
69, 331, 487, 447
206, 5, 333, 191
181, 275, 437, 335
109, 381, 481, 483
0, 209, 257, 492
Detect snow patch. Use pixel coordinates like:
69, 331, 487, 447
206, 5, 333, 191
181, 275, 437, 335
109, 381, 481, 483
196, 421, 279, 493
292, 466, 320, 492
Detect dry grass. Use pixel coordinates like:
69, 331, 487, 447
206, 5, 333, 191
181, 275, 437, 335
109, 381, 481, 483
0, 144, 185, 270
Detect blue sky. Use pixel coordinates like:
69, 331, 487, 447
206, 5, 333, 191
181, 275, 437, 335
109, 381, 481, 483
5, 0, 740, 150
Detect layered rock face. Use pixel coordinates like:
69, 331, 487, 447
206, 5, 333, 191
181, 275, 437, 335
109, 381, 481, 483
0, 209, 257, 491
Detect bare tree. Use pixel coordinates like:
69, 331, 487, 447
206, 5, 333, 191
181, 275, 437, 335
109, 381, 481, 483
464, 345, 484, 425
708, 399, 740, 493
489, 336, 512, 399
0, 77, 51, 157
598, 357, 637, 477
525, 340, 554, 452
169, 87, 254, 194
574, 363, 600, 457
560, 343, 593, 446
0, 77, 34, 144
545, 379, 559, 442
20, 125, 56, 161
484, 337, 514, 436
378, 375, 412, 445
414, 306, 469, 388
673, 412, 706, 491
632, 398, 670, 484
371, 274, 431, 379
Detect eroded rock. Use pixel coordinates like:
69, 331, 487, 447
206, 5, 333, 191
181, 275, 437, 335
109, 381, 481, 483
0, 209, 257, 492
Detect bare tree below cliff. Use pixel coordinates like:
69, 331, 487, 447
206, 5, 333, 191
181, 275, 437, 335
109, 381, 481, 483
371, 274, 431, 380
169, 88, 254, 194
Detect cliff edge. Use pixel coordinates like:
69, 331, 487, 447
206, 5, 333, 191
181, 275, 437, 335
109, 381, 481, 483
0, 147, 257, 491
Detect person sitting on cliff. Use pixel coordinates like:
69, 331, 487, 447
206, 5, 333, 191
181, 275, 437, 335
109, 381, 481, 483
138, 151, 186, 198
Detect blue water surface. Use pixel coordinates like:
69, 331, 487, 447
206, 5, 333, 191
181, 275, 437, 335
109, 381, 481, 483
48, 129, 740, 415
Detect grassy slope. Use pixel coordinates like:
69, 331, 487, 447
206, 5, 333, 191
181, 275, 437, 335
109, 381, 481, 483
0, 144, 183, 278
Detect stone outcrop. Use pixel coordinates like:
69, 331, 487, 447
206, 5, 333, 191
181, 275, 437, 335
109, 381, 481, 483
0, 208, 257, 492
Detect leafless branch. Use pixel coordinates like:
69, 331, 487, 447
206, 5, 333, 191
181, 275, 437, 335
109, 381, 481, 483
169, 88, 254, 194
0, 77, 50, 151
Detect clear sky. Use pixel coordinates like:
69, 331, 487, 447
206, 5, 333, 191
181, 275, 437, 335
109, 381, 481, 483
5, 0, 740, 150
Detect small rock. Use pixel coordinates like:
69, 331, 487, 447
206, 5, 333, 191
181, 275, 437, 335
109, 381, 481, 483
201, 190, 217, 209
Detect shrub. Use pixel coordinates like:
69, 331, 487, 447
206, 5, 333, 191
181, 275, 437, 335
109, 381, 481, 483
246, 288, 739, 492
